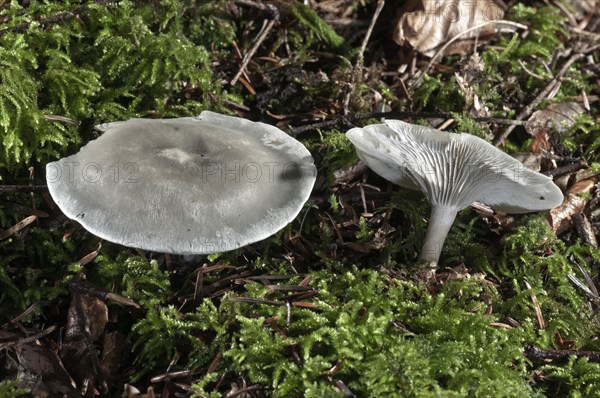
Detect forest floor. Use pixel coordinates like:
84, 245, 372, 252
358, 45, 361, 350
1, 0, 600, 397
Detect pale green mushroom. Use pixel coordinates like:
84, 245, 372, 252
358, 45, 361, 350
46, 112, 316, 254
346, 120, 563, 267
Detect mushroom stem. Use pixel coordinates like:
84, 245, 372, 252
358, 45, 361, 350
419, 205, 459, 266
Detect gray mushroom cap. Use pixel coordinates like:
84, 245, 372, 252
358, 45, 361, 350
346, 120, 563, 213
46, 111, 317, 254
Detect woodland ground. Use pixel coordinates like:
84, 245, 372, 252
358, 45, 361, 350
0, 1, 599, 397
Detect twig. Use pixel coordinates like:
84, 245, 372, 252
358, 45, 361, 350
525, 281, 545, 329
525, 344, 600, 363
230, 3, 279, 86
581, 43, 600, 55
342, 0, 385, 115
1, 302, 39, 328
0, 200, 49, 217
0, 325, 57, 349
0, 185, 48, 193
542, 161, 588, 178
574, 213, 598, 248
0, 215, 37, 240
287, 111, 537, 135
356, 0, 384, 73
493, 52, 584, 146
69, 281, 141, 309
227, 385, 261, 398
517, 59, 546, 80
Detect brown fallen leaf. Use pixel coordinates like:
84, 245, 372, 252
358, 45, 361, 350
60, 294, 109, 395
550, 178, 596, 234
16, 343, 81, 398
393, 0, 505, 57
99, 332, 127, 381
527, 102, 586, 150
65, 294, 108, 342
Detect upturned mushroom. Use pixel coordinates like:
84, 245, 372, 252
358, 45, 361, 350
346, 120, 564, 267
46, 111, 316, 254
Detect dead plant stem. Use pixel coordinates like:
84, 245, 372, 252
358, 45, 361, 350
342, 0, 385, 115
230, 3, 279, 86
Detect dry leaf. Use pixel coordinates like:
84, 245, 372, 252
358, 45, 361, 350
99, 332, 127, 381
527, 102, 586, 137
17, 343, 80, 398
393, 0, 504, 57
60, 294, 109, 395
550, 178, 596, 234
65, 294, 108, 342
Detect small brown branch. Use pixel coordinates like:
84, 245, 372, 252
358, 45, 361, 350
574, 213, 598, 248
0, 215, 37, 240
342, 0, 385, 116
517, 59, 546, 80
1, 302, 38, 328
0, 185, 48, 194
69, 281, 140, 309
287, 111, 535, 135
0, 325, 57, 349
525, 344, 600, 363
356, 0, 384, 72
525, 281, 545, 329
493, 53, 584, 146
230, 3, 279, 86
542, 161, 588, 178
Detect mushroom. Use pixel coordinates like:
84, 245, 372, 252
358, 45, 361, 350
46, 111, 316, 254
346, 120, 564, 267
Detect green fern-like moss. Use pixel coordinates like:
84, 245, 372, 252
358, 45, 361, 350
0, 379, 28, 398
189, 267, 541, 397
0, 0, 228, 174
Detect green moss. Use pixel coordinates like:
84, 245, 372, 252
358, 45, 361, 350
92, 254, 171, 307
355, 217, 374, 242
541, 356, 600, 396
0, 380, 28, 398
0, 222, 80, 319
287, 2, 347, 53
0, 0, 228, 173
568, 114, 600, 162
500, 217, 600, 344
306, 129, 358, 186
131, 301, 225, 375
413, 75, 465, 111
191, 268, 540, 397
451, 113, 491, 139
